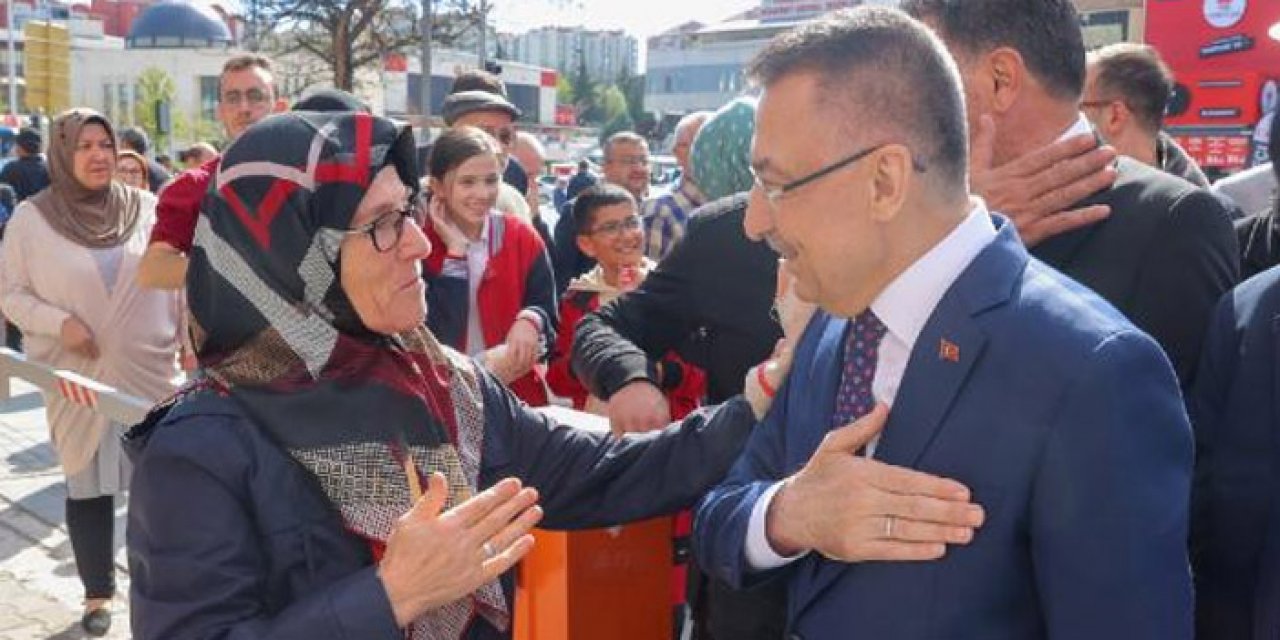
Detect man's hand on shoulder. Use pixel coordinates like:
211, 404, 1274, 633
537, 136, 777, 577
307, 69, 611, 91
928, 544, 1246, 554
971, 115, 1117, 247
766, 405, 985, 562
607, 380, 671, 436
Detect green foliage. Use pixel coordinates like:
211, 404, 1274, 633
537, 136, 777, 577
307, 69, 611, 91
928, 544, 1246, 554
133, 67, 176, 149
556, 75, 574, 105
598, 85, 628, 123
598, 111, 635, 146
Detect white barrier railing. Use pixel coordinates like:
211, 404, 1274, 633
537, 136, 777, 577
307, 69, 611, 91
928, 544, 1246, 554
0, 347, 152, 425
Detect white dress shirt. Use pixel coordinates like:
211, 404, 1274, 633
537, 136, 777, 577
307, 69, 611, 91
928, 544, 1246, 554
744, 202, 998, 570
464, 217, 493, 356
1059, 113, 1094, 143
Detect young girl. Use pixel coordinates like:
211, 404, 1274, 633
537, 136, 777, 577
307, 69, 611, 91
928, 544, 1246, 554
423, 126, 557, 406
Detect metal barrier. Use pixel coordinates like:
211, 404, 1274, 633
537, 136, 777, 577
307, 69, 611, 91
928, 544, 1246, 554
0, 347, 152, 425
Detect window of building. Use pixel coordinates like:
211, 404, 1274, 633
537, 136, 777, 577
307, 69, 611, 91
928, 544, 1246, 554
199, 76, 219, 121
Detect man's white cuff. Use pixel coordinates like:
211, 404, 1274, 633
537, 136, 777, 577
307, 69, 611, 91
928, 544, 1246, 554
745, 481, 807, 571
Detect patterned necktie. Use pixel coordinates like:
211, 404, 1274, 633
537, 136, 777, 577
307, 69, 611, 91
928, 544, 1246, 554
831, 310, 889, 428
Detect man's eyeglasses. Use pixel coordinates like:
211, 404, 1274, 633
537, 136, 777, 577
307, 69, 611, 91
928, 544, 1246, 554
588, 215, 642, 238
221, 89, 271, 107
347, 195, 424, 253
117, 168, 144, 177
750, 143, 926, 210
608, 155, 649, 168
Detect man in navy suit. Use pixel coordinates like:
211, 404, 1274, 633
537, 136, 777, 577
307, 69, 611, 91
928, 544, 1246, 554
1190, 265, 1280, 639
693, 7, 1194, 639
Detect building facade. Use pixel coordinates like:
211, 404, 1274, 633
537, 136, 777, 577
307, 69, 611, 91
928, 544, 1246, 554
502, 26, 639, 84
644, 0, 1145, 117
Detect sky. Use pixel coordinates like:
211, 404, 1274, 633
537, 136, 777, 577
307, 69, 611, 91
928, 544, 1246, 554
491, 0, 761, 40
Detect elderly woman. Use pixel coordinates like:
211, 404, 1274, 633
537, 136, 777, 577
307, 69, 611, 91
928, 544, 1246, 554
124, 112, 782, 639
423, 126, 557, 406
0, 109, 181, 636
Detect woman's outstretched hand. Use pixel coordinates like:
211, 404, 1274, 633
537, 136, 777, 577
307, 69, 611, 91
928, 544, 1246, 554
378, 474, 543, 628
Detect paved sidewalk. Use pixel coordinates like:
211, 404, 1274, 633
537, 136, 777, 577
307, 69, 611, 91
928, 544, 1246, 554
0, 380, 130, 639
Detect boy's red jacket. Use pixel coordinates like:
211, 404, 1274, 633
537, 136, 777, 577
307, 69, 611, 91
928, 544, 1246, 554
546, 263, 706, 417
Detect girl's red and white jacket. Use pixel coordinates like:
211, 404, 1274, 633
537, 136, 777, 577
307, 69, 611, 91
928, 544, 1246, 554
424, 211, 558, 406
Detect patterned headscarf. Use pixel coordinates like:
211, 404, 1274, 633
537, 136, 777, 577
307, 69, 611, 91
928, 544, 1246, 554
690, 97, 757, 201
187, 112, 507, 638
31, 108, 145, 248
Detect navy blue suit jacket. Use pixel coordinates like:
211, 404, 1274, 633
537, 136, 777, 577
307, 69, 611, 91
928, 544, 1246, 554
1190, 266, 1280, 639
694, 219, 1194, 639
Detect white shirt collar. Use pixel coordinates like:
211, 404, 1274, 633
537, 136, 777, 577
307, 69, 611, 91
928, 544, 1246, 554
1056, 113, 1095, 144
466, 214, 493, 248
870, 201, 997, 350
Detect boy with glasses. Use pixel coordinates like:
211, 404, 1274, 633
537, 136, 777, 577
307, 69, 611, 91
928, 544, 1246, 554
548, 184, 705, 416
546, 184, 707, 635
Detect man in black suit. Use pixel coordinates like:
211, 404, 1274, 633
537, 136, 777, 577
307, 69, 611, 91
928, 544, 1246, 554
1189, 265, 1280, 639
904, 0, 1239, 387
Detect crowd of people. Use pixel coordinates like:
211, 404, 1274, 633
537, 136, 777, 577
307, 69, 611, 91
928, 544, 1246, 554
2, 0, 1280, 638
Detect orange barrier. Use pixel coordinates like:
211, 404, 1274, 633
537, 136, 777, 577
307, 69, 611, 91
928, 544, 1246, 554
514, 518, 675, 640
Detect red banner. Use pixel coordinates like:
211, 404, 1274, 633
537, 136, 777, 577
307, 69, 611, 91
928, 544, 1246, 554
1146, 0, 1280, 167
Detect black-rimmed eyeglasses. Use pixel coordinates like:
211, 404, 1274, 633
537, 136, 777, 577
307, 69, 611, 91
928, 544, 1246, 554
750, 143, 926, 210
346, 195, 425, 253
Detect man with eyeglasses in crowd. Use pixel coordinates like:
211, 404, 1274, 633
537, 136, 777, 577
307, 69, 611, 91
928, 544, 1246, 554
138, 54, 285, 290
553, 131, 652, 294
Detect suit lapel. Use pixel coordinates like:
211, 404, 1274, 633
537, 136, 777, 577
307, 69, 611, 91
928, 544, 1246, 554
875, 307, 986, 468
793, 220, 1027, 616
792, 316, 849, 468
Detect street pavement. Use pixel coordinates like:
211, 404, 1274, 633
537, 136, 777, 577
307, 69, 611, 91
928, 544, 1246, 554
0, 380, 130, 639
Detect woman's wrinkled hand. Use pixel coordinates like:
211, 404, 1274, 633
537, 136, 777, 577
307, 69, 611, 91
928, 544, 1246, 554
60, 316, 99, 360
378, 474, 542, 628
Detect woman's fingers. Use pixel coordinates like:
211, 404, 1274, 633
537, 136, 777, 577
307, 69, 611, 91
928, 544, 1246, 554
481, 534, 536, 581
481, 503, 544, 561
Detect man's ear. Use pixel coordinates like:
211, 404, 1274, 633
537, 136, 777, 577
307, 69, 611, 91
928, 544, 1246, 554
868, 144, 912, 224
1103, 101, 1130, 138
986, 47, 1025, 115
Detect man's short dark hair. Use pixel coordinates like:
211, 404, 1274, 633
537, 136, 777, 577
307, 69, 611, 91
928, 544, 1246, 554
902, 0, 1085, 101
748, 6, 968, 189
450, 70, 508, 98
220, 54, 275, 92
1088, 44, 1173, 134
15, 127, 40, 154
603, 132, 647, 161
119, 126, 150, 154
573, 184, 636, 235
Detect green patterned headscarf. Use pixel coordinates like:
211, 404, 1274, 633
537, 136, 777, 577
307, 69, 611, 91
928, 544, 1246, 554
690, 97, 757, 201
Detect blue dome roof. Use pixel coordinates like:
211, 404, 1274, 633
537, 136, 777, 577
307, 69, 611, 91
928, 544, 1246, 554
126, 1, 233, 49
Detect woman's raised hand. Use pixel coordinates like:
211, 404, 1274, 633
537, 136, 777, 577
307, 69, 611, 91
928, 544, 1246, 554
378, 474, 542, 628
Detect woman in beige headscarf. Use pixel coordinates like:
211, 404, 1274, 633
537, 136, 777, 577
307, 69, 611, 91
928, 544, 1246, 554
0, 108, 181, 636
